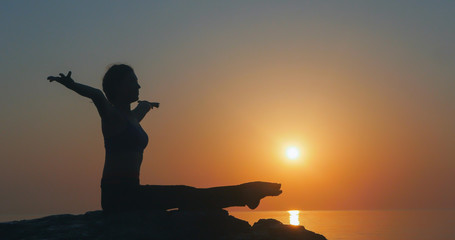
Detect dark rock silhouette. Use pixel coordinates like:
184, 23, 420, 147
0, 210, 326, 240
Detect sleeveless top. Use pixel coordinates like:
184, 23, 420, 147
101, 116, 148, 186
104, 119, 149, 153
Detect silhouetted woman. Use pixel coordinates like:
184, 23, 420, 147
48, 64, 281, 213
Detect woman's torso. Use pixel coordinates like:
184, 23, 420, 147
101, 111, 148, 185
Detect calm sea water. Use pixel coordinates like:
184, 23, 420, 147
2, 210, 454, 240
230, 210, 455, 240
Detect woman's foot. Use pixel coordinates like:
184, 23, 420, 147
241, 182, 282, 209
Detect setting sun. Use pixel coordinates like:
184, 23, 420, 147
285, 147, 300, 160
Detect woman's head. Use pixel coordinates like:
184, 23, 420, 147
102, 64, 140, 104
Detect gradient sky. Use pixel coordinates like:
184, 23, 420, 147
1, 1, 454, 215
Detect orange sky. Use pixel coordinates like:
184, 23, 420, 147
1, 1, 454, 215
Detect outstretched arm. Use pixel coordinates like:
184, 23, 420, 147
47, 71, 112, 118
133, 101, 159, 122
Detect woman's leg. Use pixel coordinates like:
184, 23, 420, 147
136, 185, 197, 210
136, 182, 282, 211
201, 182, 282, 209
101, 183, 142, 213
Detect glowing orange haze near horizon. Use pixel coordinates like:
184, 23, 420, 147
0, 52, 453, 215
1, 48, 454, 215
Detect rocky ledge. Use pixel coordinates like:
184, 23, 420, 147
0, 210, 326, 240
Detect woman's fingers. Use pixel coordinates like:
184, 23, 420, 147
48, 71, 71, 82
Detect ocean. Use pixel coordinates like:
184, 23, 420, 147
2, 210, 454, 240
230, 210, 455, 240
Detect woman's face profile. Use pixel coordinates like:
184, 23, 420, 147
116, 72, 141, 103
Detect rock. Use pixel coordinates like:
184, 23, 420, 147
0, 210, 326, 240
250, 219, 327, 240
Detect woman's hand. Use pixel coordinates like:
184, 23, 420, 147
134, 101, 160, 122
138, 100, 160, 109
47, 71, 75, 87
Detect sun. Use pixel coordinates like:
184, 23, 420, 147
285, 146, 300, 160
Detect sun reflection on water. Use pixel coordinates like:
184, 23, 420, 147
288, 210, 300, 226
